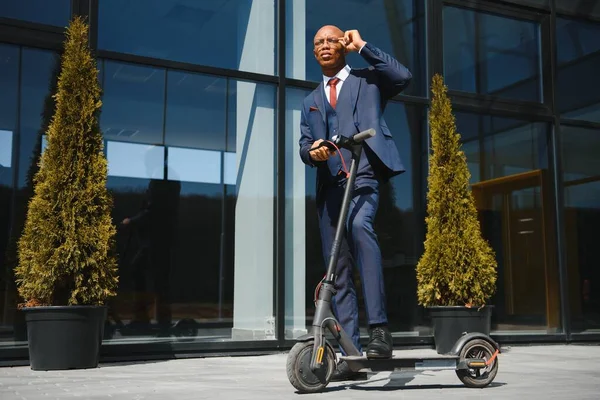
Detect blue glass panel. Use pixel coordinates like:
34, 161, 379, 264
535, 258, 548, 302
100, 62, 166, 145
556, 18, 600, 123
98, 0, 276, 75
0, 0, 70, 26
443, 6, 541, 102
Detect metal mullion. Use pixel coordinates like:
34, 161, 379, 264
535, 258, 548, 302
426, 0, 444, 91
96, 50, 279, 85
548, 0, 571, 339
275, 0, 286, 344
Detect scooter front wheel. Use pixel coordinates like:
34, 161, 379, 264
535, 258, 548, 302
286, 340, 335, 393
455, 338, 499, 388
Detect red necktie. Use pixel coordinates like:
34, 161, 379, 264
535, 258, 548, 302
328, 77, 340, 109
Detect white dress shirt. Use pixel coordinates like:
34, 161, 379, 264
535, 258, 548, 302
322, 43, 366, 103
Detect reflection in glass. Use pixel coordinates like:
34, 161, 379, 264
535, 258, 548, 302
101, 62, 165, 145
167, 147, 221, 184
556, 18, 600, 123
443, 7, 541, 102
456, 113, 548, 183
0, 46, 59, 346
101, 73, 276, 342
166, 71, 227, 150
18, 49, 60, 188
561, 126, 600, 333
223, 152, 236, 186
107, 142, 164, 180
457, 113, 559, 333
98, 0, 276, 75
556, 0, 600, 19
0, 128, 14, 340
286, 0, 425, 96
0, 44, 19, 138
109, 176, 182, 337
0, 0, 71, 26
0, 131, 12, 169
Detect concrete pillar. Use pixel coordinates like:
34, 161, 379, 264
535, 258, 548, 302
232, 0, 276, 340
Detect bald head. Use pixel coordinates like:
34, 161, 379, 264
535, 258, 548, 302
314, 25, 344, 42
313, 25, 347, 76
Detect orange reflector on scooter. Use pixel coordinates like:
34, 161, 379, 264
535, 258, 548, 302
316, 346, 324, 364
468, 361, 486, 368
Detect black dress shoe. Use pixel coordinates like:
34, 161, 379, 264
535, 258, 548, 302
366, 326, 393, 359
330, 360, 368, 382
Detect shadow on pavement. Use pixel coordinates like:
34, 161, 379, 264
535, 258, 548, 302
297, 372, 507, 394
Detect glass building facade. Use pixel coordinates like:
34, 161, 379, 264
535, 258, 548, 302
0, 0, 599, 364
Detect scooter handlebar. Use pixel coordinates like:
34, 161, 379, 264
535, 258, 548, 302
315, 128, 376, 152
351, 128, 376, 143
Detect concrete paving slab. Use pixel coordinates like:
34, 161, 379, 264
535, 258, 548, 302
1, 344, 599, 399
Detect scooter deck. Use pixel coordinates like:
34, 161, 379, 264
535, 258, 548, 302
339, 354, 460, 372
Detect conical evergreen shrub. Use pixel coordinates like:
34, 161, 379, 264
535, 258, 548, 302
416, 74, 497, 307
15, 16, 118, 306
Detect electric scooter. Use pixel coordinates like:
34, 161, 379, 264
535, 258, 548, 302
286, 128, 500, 393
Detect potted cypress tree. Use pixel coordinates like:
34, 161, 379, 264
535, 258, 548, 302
14, 16, 118, 370
416, 74, 497, 354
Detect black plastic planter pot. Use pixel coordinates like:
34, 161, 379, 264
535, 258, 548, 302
428, 306, 493, 355
23, 305, 107, 370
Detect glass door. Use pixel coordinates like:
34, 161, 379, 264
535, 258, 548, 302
472, 169, 560, 332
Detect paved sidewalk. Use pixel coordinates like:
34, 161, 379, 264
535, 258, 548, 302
1, 344, 599, 399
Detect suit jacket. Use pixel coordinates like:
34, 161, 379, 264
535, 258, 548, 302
299, 42, 412, 188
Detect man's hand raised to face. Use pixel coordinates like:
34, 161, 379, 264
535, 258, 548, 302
343, 30, 366, 53
309, 139, 336, 162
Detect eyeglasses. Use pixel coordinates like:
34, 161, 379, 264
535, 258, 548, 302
314, 37, 344, 48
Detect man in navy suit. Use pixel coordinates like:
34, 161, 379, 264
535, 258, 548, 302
299, 25, 412, 381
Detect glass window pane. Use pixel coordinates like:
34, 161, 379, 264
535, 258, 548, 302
0, 46, 59, 346
561, 126, 600, 333
223, 152, 236, 186
0, 130, 12, 169
443, 7, 541, 102
0, 44, 18, 192
104, 77, 276, 342
557, 0, 600, 19
286, 0, 425, 96
0, 44, 18, 138
165, 71, 226, 150
456, 113, 548, 182
98, 0, 276, 75
167, 147, 221, 184
556, 18, 600, 123
0, 0, 71, 26
101, 62, 166, 145
107, 142, 164, 179
0, 129, 13, 305
455, 113, 560, 334
18, 49, 60, 189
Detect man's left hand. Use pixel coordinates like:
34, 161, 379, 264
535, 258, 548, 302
343, 30, 366, 53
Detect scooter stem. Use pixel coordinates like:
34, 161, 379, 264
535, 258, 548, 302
324, 143, 362, 282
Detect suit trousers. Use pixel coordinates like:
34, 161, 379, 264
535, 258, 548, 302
317, 183, 388, 354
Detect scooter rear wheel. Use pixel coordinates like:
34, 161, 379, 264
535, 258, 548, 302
286, 340, 335, 393
455, 338, 499, 388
